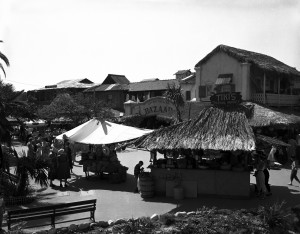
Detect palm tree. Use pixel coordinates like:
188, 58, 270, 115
1, 41, 44, 197
0, 41, 10, 177
0, 40, 9, 78
13, 150, 50, 196
164, 83, 185, 123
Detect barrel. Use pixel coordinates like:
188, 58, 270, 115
139, 176, 154, 198
174, 186, 184, 200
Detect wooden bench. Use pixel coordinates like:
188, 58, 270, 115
7, 199, 97, 230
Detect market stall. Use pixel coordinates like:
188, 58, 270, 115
132, 103, 255, 198
56, 118, 153, 182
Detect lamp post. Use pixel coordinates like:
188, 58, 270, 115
188, 98, 197, 120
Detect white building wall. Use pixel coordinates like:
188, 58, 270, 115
194, 52, 250, 101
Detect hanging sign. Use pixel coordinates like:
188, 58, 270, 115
131, 97, 176, 116
210, 92, 242, 106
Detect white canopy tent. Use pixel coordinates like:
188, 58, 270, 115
56, 118, 153, 145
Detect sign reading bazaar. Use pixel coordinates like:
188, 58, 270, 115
210, 92, 242, 106
131, 97, 176, 116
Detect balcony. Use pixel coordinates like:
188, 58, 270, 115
251, 93, 300, 107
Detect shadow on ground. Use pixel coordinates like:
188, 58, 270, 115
141, 183, 300, 214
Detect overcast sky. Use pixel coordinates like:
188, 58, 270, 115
0, 0, 299, 91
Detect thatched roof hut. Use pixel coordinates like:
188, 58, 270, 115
132, 106, 256, 151
243, 102, 300, 127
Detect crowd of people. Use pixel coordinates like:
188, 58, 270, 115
26, 135, 74, 188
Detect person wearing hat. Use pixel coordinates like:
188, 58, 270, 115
56, 149, 71, 187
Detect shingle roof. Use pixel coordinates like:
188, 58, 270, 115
102, 74, 130, 85
32, 78, 95, 91
174, 70, 191, 75
195, 45, 300, 77
84, 83, 129, 92
129, 79, 179, 92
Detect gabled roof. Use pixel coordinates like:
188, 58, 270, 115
195, 45, 300, 77
180, 73, 196, 83
174, 69, 191, 75
129, 79, 179, 92
84, 83, 129, 92
32, 78, 95, 91
102, 74, 130, 85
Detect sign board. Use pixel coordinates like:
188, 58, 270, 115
210, 92, 242, 106
131, 97, 176, 117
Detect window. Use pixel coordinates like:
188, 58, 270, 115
186, 91, 191, 101
199, 85, 214, 98
199, 86, 206, 98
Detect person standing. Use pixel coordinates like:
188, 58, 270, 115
48, 149, 58, 188
255, 156, 267, 199
288, 160, 300, 185
56, 149, 71, 188
264, 155, 272, 196
64, 142, 73, 173
134, 161, 144, 193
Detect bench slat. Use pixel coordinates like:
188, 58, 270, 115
7, 199, 97, 230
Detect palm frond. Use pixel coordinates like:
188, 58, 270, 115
0, 51, 9, 66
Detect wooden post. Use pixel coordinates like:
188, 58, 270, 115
263, 73, 266, 104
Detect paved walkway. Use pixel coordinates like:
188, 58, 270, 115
3, 141, 300, 232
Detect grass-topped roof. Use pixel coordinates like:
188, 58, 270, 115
133, 106, 256, 151
243, 102, 300, 127
195, 45, 300, 77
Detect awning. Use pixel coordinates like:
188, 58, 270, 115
56, 118, 153, 145
215, 73, 233, 85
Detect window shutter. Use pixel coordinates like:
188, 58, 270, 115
186, 91, 191, 101
199, 86, 206, 98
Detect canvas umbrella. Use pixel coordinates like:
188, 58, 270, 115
56, 118, 153, 145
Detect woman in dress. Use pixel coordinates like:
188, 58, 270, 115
56, 149, 71, 187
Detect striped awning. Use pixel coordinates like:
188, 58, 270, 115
215, 77, 232, 85
215, 73, 233, 85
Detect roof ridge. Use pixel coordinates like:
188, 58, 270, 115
130, 78, 177, 84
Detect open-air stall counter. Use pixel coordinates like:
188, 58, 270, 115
148, 149, 251, 198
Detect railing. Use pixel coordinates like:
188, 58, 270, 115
251, 93, 300, 106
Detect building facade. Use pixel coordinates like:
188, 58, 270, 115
192, 45, 300, 106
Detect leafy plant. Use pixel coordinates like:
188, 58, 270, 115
258, 201, 291, 232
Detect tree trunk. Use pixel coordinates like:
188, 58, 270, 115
16, 173, 28, 196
